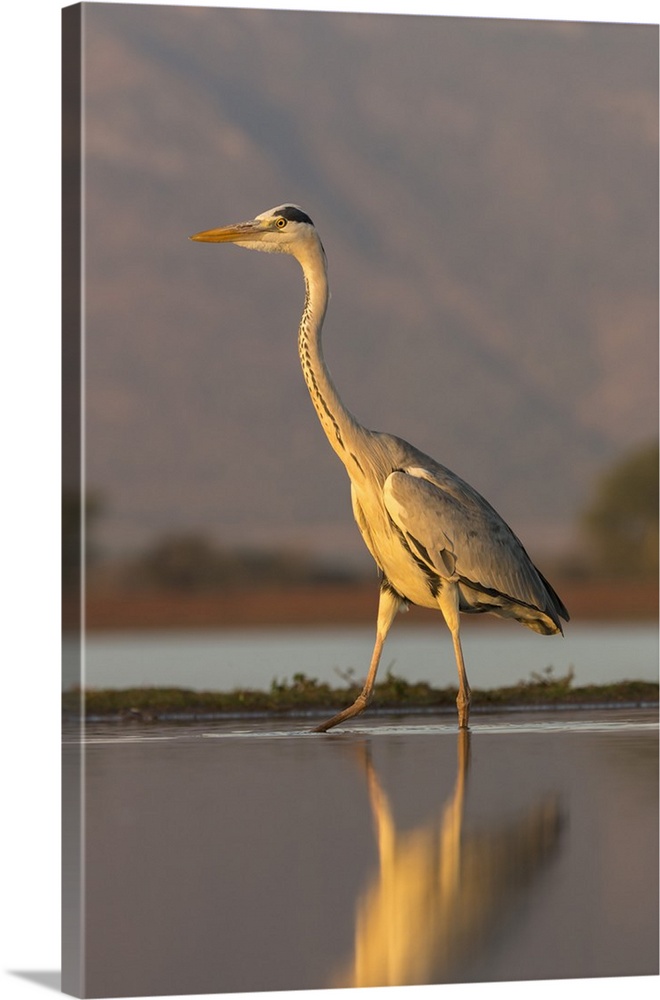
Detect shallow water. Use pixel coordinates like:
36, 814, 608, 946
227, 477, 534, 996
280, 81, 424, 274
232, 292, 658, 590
63, 709, 658, 997
68, 622, 659, 691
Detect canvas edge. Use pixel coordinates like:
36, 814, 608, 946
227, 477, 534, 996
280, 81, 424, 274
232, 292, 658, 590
62, 3, 84, 997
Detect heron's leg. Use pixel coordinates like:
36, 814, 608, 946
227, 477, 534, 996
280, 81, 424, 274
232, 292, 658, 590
438, 584, 471, 730
312, 586, 401, 733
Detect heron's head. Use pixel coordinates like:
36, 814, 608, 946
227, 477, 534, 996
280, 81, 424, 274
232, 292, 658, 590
190, 204, 323, 262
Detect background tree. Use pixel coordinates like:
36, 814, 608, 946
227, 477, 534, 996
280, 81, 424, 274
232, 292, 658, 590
135, 533, 236, 591
62, 490, 103, 589
581, 440, 658, 579
131, 532, 355, 591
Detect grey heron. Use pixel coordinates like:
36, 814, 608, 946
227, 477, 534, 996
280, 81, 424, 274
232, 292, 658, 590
190, 204, 569, 732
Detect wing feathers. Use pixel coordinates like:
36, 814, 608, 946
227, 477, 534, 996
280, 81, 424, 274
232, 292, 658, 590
383, 467, 567, 631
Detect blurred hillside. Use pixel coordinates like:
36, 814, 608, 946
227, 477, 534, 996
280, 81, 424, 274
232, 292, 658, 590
71, 5, 658, 571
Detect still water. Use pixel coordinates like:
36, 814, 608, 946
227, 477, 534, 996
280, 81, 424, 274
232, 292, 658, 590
64, 711, 657, 997
69, 623, 659, 692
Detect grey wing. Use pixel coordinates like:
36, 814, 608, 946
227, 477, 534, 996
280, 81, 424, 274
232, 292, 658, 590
383, 467, 568, 633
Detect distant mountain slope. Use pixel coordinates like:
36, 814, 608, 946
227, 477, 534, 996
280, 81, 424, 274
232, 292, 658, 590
77, 5, 658, 565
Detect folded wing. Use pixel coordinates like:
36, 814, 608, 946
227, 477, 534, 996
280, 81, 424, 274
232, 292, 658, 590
383, 466, 568, 634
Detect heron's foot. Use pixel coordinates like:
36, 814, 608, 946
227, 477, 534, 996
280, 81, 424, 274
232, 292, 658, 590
312, 692, 371, 733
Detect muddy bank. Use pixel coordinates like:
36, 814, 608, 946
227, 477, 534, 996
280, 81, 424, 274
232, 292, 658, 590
65, 578, 658, 631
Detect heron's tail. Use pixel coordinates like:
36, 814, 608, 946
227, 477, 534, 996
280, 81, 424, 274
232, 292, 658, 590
537, 569, 570, 631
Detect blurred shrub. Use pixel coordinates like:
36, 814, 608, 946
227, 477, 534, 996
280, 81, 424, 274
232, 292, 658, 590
62, 489, 103, 589
581, 440, 658, 579
128, 531, 355, 591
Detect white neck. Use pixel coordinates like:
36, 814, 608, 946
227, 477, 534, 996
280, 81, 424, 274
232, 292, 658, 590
294, 239, 363, 464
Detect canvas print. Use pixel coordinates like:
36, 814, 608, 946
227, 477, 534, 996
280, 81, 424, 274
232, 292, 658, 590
62, 2, 658, 997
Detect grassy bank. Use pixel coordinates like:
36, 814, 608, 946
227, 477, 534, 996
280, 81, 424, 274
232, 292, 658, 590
63, 669, 659, 721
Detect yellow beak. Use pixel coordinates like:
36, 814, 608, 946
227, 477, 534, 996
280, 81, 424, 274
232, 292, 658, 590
189, 221, 261, 243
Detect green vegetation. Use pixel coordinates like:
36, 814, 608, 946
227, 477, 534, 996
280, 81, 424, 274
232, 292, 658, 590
130, 533, 355, 590
62, 489, 104, 589
581, 440, 659, 579
63, 668, 658, 721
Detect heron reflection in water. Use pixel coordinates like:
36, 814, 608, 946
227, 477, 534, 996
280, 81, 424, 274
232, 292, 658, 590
334, 731, 562, 988
190, 205, 568, 733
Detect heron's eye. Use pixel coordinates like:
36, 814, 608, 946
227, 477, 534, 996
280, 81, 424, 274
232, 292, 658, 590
275, 217, 287, 229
